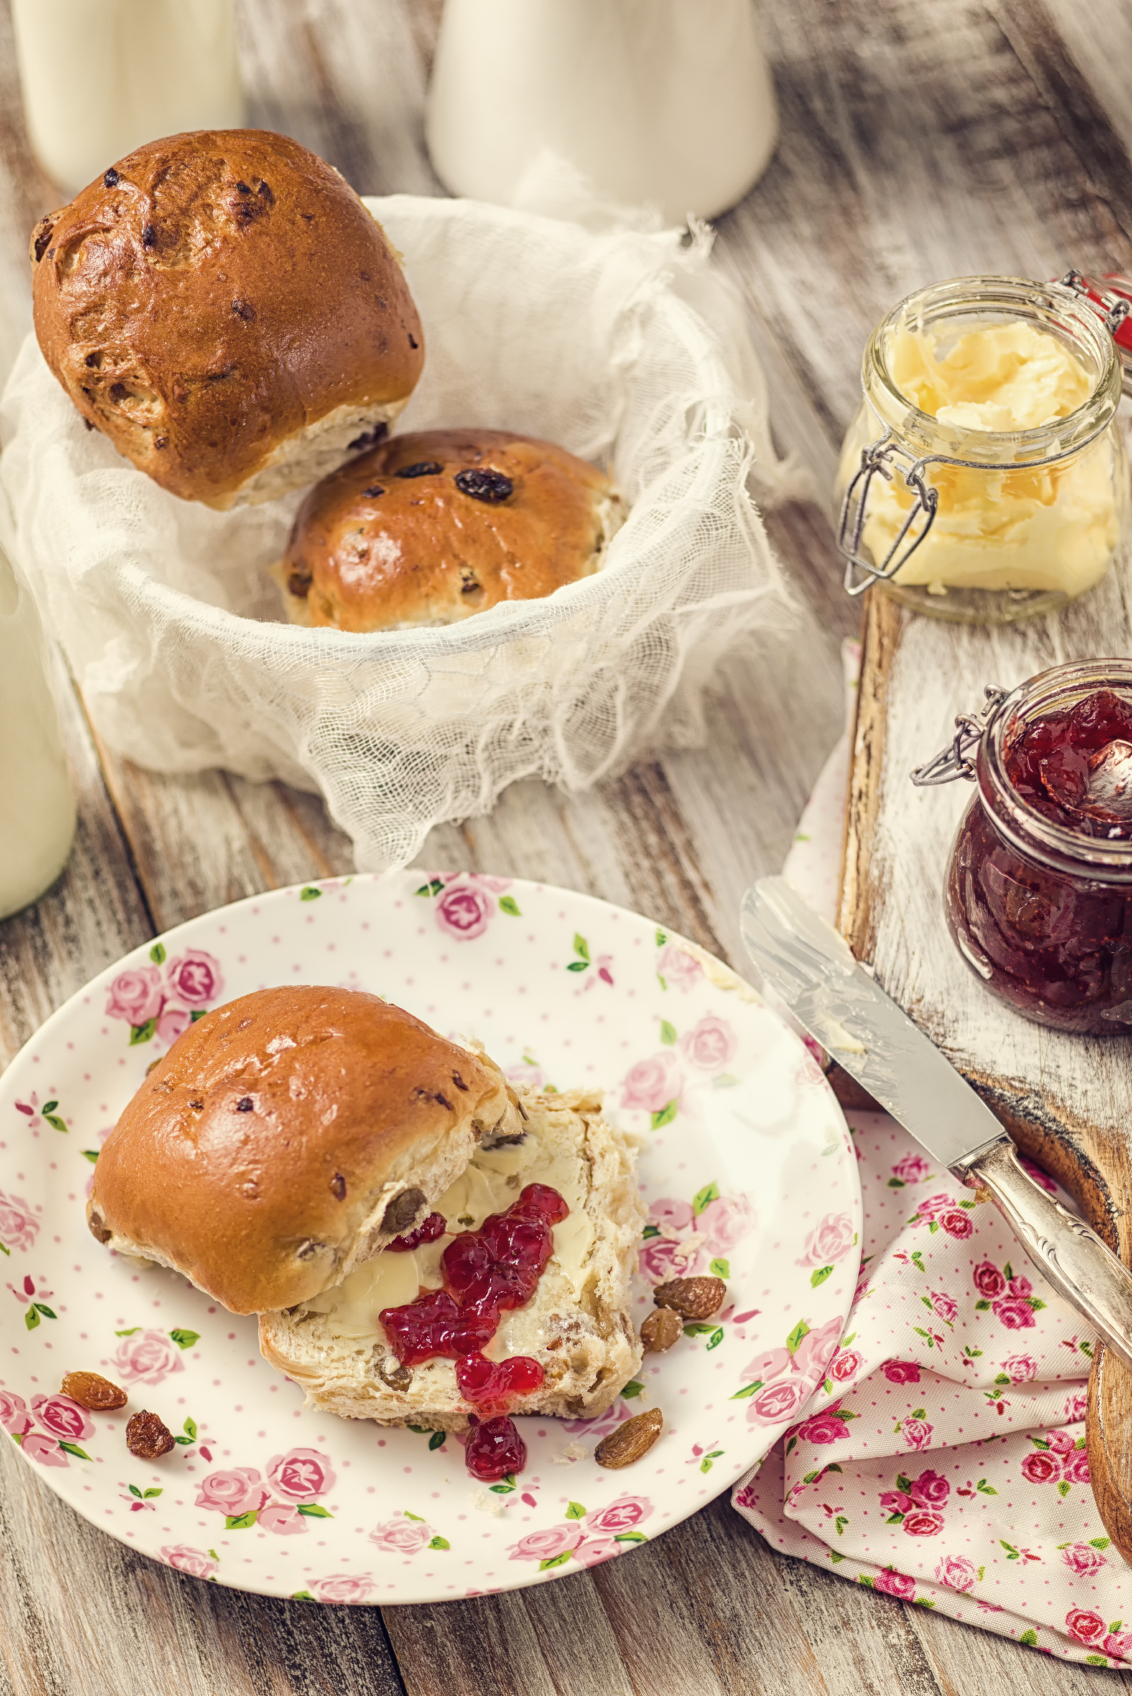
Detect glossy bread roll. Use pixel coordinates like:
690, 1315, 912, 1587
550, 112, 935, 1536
86, 985, 521, 1314
279, 427, 623, 631
30, 130, 424, 509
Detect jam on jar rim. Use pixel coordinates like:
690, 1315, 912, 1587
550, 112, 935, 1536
861, 275, 1122, 464
976, 658, 1132, 884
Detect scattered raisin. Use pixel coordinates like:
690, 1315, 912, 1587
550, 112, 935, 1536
330, 1172, 346, 1201
257, 180, 275, 206
454, 468, 513, 504
652, 1276, 727, 1320
84, 351, 101, 368
188, 1098, 204, 1111
62, 1371, 127, 1411
88, 1210, 111, 1245
83, 418, 96, 432
235, 1097, 253, 1112
595, 1407, 663, 1468
287, 566, 313, 598
641, 1308, 683, 1353
409, 334, 419, 349
382, 1187, 427, 1234
361, 485, 385, 498
460, 571, 481, 596
103, 167, 120, 188
232, 299, 255, 321
395, 461, 443, 479
141, 224, 157, 249
236, 180, 252, 194
296, 1240, 324, 1260
451, 1072, 469, 1092
126, 1410, 174, 1458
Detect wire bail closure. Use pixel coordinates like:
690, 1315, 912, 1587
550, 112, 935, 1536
911, 685, 1009, 786
837, 430, 939, 596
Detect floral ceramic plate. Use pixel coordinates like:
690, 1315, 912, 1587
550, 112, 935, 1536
0, 871, 860, 1605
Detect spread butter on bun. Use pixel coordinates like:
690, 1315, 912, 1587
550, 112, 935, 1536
278, 428, 624, 631
29, 130, 424, 510
86, 985, 521, 1315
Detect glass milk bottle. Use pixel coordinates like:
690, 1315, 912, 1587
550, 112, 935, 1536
11, 0, 244, 197
0, 541, 76, 920
426, 0, 778, 223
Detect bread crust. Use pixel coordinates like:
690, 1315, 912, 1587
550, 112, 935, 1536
258, 1088, 646, 1429
87, 986, 518, 1314
30, 130, 424, 508
279, 428, 622, 631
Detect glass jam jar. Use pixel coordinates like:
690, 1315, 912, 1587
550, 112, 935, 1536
915, 660, 1132, 1032
836, 276, 1130, 624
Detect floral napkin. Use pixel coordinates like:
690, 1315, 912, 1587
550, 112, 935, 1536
731, 642, 1132, 1668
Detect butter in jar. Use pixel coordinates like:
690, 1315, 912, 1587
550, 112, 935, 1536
836, 277, 1130, 624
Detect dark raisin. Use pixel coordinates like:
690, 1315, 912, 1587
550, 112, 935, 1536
84, 351, 101, 368
330, 1172, 346, 1201
460, 571, 481, 595
32, 217, 56, 263
348, 423, 388, 452
83, 418, 96, 432
409, 334, 419, 349
87, 1210, 112, 1245
232, 299, 255, 321
235, 1097, 253, 1112
154, 435, 169, 450
413, 1087, 453, 1110
109, 382, 128, 402
395, 461, 443, 479
257, 180, 275, 206
126, 1410, 174, 1458
451, 1072, 469, 1092
296, 1240, 324, 1261
287, 565, 312, 598
142, 224, 157, 249
454, 468, 513, 504
103, 167, 120, 188
361, 485, 385, 498
236, 180, 252, 194
188, 1099, 204, 1111
379, 1359, 413, 1391
382, 1187, 426, 1234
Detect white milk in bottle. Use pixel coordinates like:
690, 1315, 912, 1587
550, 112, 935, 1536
12, 0, 243, 196
426, 0, 778, 223
0, 543, 76, 920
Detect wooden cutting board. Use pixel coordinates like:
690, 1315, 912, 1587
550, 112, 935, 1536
837, 576, 1132, 1563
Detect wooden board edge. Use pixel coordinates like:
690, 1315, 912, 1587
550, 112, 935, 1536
837, 589, 906, 962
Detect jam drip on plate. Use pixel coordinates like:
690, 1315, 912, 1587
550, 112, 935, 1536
380, 1181, 568, 1418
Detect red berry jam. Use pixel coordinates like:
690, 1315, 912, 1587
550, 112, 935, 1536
379, 1182, 569, 1465
945, 668, 1132, 1032
464, 1414, 527, 1482
386, 1211, 447, 1252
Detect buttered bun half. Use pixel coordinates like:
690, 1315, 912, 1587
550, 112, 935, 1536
87, 986, 521, 1315
30, 130, 424, 509
279, 428, 624, 631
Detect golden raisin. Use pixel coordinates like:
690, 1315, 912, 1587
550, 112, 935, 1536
61, 1371, 127, 1411
641, 1308, 683, 1353
126, 1410, 174, 1458
652, 1275, 727, 1320
595, 1407, 663, 1469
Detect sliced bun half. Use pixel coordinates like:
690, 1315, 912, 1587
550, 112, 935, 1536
87, 985, 519, 1314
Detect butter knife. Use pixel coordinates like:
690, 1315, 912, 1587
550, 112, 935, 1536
740, 875, 1132, 1372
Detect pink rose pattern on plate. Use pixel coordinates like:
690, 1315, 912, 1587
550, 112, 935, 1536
104, 946, 223, 1050
0, 872, 862, 1613
734, 1111, 1132, 1669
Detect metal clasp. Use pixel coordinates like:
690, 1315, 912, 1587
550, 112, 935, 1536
911, 686, 1009, 786
837, 430, 939, 596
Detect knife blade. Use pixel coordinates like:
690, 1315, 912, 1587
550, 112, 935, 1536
740, 875, 1132, 1373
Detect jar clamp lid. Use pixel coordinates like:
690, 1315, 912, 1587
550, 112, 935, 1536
911, 686, 1009, 786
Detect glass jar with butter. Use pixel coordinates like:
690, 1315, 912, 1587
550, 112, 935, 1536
836, 276, 1130, 623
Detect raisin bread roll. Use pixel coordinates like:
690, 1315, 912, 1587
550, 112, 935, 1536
30, 129, 424, 509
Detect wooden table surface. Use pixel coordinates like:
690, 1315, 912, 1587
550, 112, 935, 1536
3, 0, 1132, 1690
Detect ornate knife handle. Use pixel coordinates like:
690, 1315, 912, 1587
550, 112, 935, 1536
953, 1135, 1132, 1372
